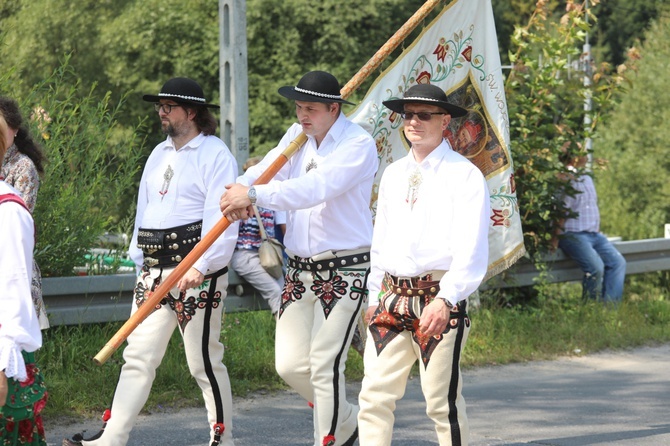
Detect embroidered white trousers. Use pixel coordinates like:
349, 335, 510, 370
276, 263, 368, 446
358, 304, 470, 446
83, 267, 234, 446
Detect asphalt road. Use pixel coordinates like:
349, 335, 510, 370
46, 343, 670, 445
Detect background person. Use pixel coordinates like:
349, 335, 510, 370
231, 156, 286, 317
220, 70, 377, 446
555, 151, 626, 302
0, 114, 49, 446
64, 77, 239, 446
0, 96, 49, 329
357, 84, 490, 446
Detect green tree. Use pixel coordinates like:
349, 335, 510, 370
505, 1, 630, 261
0, 59, 146, 276
0, 0, 127, 98
591, 0, 662, 66
97, 0, 220, 150
596, 8, 670, 240
245, 0, 432, 153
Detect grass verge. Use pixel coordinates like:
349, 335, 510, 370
38, 280, 669, 418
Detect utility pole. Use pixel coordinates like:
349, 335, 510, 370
582, 0, 593, 170
219, 0, 250, 172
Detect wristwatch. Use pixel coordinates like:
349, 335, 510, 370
439, 297, 454, 309
248, 186, 257, 205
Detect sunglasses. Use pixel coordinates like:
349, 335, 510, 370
401, 111, 446, 121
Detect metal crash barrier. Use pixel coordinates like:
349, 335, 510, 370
43, 238, 670, 326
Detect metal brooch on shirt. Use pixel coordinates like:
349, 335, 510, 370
406, 168, 422, 210
159, 165, 174, 201
306, 158, 318, 173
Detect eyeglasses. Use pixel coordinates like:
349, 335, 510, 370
401, 111, 446, 121
154, 103, 182, 114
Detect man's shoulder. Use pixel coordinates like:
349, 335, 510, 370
443, 148, 484, 175
342, 117, 374, 141
384, 155, 409, 173
199, 134, 231, 152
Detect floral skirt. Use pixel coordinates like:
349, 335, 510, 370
0, 351, 48, 446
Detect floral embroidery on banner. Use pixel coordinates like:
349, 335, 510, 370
489, 173, 519, 225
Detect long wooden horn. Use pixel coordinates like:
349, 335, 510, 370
94, 0, 444, 365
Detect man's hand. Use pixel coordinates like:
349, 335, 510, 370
176, 267, 205, 292
219, 184, 252, 221
419, 299, 450, 337
364, 305, 378, 325
0, 370, 7, 407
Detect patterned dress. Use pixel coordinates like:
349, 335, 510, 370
1, 145, 49, 329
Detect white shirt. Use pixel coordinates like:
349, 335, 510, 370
368, 141, 490, 307
129, 133, 239, 274
0, 181, 41, 381
239, 113, 378, 258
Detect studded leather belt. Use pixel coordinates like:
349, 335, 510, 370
384, 271, 446, 297
137, 220, 202, 268
287, 250, 370, 272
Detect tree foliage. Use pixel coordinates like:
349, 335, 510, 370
596, 7, 670, 240
245, 0, 434, 152
0, 60, 146, 276
591, 0, 663, 66
505, 0, 632, 261
0, 0, 658, 154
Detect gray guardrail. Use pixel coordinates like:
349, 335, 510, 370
43, 238, 670, 326
43, 269, 270, 326
484, 237, 670, 289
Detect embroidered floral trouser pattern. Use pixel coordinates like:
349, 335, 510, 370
277, 263, 369, 446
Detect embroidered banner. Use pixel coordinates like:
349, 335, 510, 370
348, 0, 525, 280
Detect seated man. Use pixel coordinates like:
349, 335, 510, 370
556, 150, 626, 303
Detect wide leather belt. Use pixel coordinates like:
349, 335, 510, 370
137, 220, 202, 268
384, 271, 447, 297
287, 250, 370, 272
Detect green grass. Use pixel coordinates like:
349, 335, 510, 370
37, 278, 670, 418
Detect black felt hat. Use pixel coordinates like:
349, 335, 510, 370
142, 77, 220, 108
383, 84, 467, 118
278, 71, 354, 105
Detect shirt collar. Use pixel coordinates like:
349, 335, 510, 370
164, 133, 206, 151
311, 113, 347, 147
407, 139, 451, 172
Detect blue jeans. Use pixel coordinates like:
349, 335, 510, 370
558, 231, 626, 302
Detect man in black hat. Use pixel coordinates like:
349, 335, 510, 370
220, 70, 377, 446
357, 83, 490, 446
64, 78, 239, 446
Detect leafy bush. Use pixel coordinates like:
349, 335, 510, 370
1, 58, 146, 276
595, 8, 670, 240
505, 2, 632, 262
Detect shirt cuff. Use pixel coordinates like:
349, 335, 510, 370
0, 336, 27, 382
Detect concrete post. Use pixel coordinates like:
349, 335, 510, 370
219, 0, 249, 172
